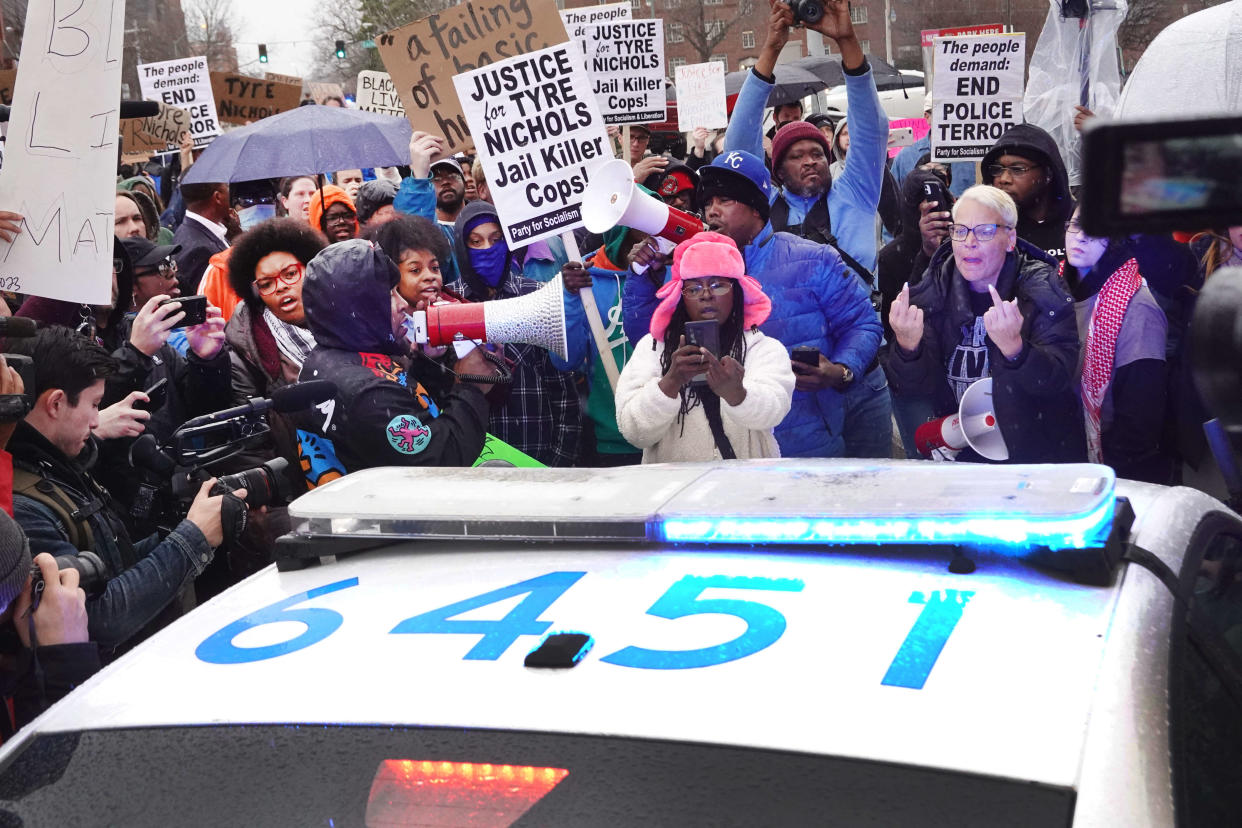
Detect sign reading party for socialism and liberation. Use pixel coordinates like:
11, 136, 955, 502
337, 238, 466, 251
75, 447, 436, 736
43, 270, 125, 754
211, 72, 302, 125
0, 0, 124, 304
378, 0, 569, 153
454, 42, 611, 248
356, 71, 406, 117
930, 33, 1025, 161
575, 19, 665, 125
138, 56, 220, 148
675, 61, 728, 131
559, 2, 630, 38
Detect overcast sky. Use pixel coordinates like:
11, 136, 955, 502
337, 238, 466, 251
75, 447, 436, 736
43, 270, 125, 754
233, 4, 316, 80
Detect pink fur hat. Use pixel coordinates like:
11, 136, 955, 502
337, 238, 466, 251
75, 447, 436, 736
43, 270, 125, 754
649, 231, 772, 341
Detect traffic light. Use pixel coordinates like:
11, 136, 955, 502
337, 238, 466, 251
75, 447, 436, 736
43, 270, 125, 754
334, 40, 346, 59
258, 44, 269, 63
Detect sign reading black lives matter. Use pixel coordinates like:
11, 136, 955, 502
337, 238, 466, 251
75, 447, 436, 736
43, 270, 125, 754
930, 33, 1025, 161
575, 20, 665, 125
454, 43, 611, 248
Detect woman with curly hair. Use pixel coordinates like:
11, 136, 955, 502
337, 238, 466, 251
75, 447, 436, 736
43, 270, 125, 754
615, 232, 794, 462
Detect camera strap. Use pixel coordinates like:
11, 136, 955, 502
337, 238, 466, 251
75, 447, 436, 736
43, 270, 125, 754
700, 394, 737, 461
11, 466, 96, 553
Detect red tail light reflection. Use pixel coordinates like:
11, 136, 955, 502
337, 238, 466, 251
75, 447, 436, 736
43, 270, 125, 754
365, 759, 569, 827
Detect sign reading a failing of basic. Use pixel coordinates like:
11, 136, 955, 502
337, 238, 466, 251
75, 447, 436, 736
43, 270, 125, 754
454, 43, 611, 248
575, 20, 665, 125
930, 33, 1025, 161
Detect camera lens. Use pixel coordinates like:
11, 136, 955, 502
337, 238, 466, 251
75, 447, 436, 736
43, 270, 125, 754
214, 458, 292, 508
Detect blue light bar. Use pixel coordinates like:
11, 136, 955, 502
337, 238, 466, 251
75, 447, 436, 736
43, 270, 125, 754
657, 494, 1116, 551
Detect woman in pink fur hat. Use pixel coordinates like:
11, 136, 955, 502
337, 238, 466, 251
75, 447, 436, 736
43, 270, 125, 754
615, 232, 795, 462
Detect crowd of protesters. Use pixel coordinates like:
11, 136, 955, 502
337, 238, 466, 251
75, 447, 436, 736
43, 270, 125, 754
0, 0, 1236, 729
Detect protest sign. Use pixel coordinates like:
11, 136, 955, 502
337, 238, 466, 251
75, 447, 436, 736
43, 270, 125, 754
377, 0, 569, 153
356, 71, 406, 117
454, 42, 611, 248
559, 2, 630, 38
308, 82, 344, 105
931, 33, 1025, 161
0, 69, 16, 106
0, 0, 124, 304
265, 71, 304, 88
575, 20, 665, 125
119, 104, 191, 162
211, 72, 302, 124
921, 24, 1005, 90
138, 56, 220, 148
675, 61, 727, 131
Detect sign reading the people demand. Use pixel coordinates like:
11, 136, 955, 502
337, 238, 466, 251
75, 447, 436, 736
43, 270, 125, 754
575, 20, 665, 125
930, 33, 1025, 161
138, 56, 220, 148
356, 71, 406, 117
558, 2, 630, 38
454, 43, 611, 248
119, 104, 192, 162
0, 0, 125, 304
211, 72, 302, 124
675, 61, 728, 131
377, 0, 569, 154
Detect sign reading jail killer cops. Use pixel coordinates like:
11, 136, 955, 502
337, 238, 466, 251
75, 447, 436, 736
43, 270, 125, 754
454, 43, 611, 248
931, 33, 1025, 161
356, 71, 406, 117
119, 103, 191, 162
675, 61, 728, 131
558, 2, 630, 38
138, 56, 220, 148
0, 0, 124, 304
377, 0, 569, 154
575, 20, 665, 125
211, 72, 302, 125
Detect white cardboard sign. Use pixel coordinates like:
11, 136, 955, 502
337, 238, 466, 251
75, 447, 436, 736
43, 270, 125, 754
558, 2, 631, 38
675, 62, 728, 131
930, 33, 1025, 161
356, 71, 406, 117
453, 43, 611, 248
138, 56, 221, 148
0, 0, 126, 304
575, 20, 665, 126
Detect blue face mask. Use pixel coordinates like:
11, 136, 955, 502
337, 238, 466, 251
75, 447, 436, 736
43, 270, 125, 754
468, 242, 509, 287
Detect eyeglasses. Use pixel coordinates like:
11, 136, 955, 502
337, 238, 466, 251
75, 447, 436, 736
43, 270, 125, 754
949, 223, 1012, 242
1065, 219, 1090, 237
135, 257, 178, 279
254, 262, 304, 296
986, 163, 1040, 178
323, 209, 356, 226
682, 279, 734, 298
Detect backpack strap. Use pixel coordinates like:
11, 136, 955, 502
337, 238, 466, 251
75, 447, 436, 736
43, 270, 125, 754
11, 465, 96, 552
774, 194, 881, 307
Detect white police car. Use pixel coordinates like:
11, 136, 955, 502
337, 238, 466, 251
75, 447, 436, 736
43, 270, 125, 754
0, 460, 1239, 827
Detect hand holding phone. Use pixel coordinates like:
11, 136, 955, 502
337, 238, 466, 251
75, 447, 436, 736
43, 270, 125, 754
158, 295, 208, 328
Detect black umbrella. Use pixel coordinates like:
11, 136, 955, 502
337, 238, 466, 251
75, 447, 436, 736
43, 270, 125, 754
724, 63, 827, 106
792, 53, 906, 89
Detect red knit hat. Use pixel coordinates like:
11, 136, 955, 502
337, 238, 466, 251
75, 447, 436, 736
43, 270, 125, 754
770, 120, 833, 174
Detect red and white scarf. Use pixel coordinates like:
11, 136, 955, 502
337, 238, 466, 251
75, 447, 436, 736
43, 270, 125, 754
1070, 258, 1143, 464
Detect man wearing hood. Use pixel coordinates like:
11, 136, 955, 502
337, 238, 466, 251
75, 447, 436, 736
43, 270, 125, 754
978, 124, 1075, 261
447, 203, 581, 467
296, 239, 492, 475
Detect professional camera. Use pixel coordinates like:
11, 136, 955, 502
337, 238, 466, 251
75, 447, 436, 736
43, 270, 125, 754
785, 0, 824, 26
0, 317, 40, 422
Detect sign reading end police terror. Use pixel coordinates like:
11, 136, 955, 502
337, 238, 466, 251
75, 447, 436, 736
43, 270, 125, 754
454, 43, 610, 248
931, 33, 1025, 161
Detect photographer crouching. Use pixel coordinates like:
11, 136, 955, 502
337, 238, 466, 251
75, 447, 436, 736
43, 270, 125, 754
6, 327, 244, 655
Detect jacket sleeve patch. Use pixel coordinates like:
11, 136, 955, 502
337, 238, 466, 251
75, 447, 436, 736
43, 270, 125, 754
386, 415, 432, 455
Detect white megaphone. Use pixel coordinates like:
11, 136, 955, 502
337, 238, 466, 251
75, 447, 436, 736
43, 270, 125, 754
581, 158, 706, 273
405, 275, 568, 361
914, 377, 1009, 461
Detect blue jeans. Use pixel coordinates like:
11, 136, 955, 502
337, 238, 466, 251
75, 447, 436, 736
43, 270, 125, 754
842, 365, 893, 458
892, 393, 937, 459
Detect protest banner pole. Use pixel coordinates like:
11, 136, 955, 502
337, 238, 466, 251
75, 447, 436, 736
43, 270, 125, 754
622, 124, 630, 162
560, 230, 619, 391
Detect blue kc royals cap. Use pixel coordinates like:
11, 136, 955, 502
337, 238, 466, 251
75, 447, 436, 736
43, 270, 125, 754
698, 150, 777, 222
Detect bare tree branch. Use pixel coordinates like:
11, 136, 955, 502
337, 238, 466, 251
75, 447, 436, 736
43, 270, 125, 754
184, 0, 241, 71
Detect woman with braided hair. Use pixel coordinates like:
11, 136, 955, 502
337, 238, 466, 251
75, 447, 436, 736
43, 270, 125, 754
615, 232, 794, 463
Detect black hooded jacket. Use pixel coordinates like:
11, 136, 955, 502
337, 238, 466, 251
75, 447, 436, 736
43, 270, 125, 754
883, 239, 1087, 464
878, 170, 947, 340
296, 239, 489, 477
981, 124, 1075, 261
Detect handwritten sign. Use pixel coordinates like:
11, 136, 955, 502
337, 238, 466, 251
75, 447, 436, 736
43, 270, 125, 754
931, 33, 1025, 161
138, 56, 220, 148
454, 43, 610, 248
575, 20, 665, 126
559, 2, 630, 38
675, 61, 727, 131
265, 71, 304, 88
211, 72, 302, 124
356, 71, 406, 117
0, 0, 125, 304
308, 82, 344, 105
377, 0, 569, 153
0, 69, 16, 106
120, 104, 191, 162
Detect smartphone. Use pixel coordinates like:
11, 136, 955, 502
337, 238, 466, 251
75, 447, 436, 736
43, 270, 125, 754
792, 345, 821, 366
134, 377, 169, 412
921, 179, 952, 211
159, 295, 208, 327
684, 321, 720, 388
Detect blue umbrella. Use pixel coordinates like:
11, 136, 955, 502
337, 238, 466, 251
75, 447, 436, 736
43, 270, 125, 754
182, 105, 413, 184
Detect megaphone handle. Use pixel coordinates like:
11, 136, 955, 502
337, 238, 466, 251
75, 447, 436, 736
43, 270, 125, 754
562, 231, 619, 392
630, 237, 676, 275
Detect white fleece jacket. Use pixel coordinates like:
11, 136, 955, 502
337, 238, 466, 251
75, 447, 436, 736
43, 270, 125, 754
615, 330, 795, 463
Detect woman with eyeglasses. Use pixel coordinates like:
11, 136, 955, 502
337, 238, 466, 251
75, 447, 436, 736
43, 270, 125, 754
615, 232, 794, 463
1060, 208, 1169, 482
885, 185, 1086, 463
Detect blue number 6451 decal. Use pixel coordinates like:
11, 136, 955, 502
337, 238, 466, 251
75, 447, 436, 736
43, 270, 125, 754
600, 575, 805, 670
195, 578, 358, 664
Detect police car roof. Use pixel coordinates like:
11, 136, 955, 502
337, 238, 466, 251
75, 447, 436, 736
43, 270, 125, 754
16, 462, 1202, 793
